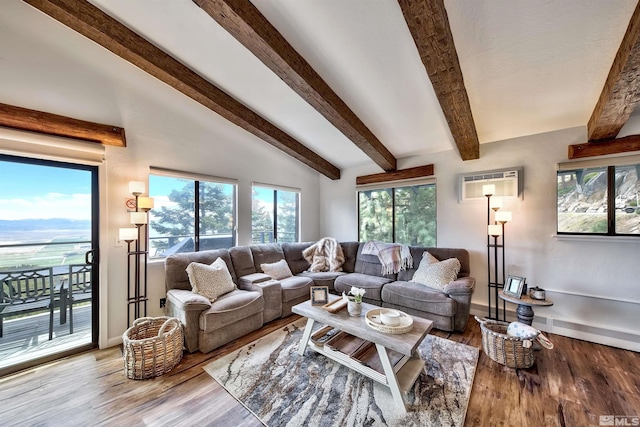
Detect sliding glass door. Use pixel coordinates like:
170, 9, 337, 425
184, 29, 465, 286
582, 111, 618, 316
0, 154, 98, 375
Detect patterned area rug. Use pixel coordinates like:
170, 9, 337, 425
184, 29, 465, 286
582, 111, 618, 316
204, 319, 478, 427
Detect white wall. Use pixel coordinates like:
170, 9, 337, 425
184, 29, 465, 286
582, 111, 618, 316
320, 126, 640, 351
0, 1, 321, 348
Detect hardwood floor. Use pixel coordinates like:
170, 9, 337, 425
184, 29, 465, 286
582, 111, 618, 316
0, 315, 637, 427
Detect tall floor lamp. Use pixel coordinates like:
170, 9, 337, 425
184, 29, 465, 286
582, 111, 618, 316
119, 181, 154, 326
483, 184, 512, 320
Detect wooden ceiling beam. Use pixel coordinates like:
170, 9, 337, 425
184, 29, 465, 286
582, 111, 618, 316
398, 0, 479, 161
23, 0, 340, 180
193, 0, 397, 172
587, 3, 640, 142
0, 102, 125, 146
356, 164, 434, 186
568, 134, 640, 159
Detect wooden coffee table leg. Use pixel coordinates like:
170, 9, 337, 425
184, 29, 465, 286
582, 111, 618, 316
297, 318, 315, 356
375, 343, 407, 413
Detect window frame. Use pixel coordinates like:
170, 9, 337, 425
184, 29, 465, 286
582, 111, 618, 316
148, 168, 237, 258
357, 178, 437, 246
251, 183, 300, 244
557, 156, 640, 238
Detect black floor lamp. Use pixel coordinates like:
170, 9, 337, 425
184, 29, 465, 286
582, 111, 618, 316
119, 181, 154, 326
483, 184, 511, 320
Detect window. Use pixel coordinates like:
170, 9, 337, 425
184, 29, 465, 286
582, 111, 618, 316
149, 172, 236, 258
358, 182, 436, 246
557, 160, 640, 236
252, 185, 299, 244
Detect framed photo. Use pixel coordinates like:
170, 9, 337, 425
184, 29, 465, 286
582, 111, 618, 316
310, 286, 329, 306
503, 275, 526, 298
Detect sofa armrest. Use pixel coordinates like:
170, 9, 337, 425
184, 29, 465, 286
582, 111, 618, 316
166, 289, 211, 311
165, 289, 211, 353
443, 276, 475, 295
239, 279, 282, 322
238, 273, 272, 289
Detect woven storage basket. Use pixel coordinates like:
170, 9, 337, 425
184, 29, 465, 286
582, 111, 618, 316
475, 316, 535, 369
123, 316, 184, 380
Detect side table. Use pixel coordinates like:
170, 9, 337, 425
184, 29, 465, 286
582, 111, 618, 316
498, 290, 553, 325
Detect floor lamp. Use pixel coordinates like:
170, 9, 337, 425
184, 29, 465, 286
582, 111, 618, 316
483, 184, 511, 320
119, 181, 154, 327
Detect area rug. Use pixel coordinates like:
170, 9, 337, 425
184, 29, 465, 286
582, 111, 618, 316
204, 319, 478, 427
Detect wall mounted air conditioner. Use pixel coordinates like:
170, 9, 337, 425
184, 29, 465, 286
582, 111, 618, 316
458, 167, 523, 202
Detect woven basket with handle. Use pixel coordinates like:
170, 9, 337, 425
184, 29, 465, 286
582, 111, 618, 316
122, 316, 184, 380
475, 316, 536, 368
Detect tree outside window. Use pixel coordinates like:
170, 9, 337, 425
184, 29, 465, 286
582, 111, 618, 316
149, 175, 236, 258
359, 183, 436, 246
252, 186, 299, 244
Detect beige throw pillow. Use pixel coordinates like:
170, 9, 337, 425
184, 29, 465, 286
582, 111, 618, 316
410, 256, 461, 291
186, 257, 235, 302
261, 259, 293, 280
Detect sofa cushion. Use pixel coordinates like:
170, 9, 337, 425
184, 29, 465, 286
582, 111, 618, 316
280, 276, 313, 302
199, 289, 263, 332
410, 257, 461, 291
282, 242, 313, 274
261, 259, 293, 280
299, 271, 346, 289
340, 242, 360, 273
186, 258, 236, 302
334, 273, 392, 302
165, 249, 234, 291
250, 244, 286, 272
229, 246, 257, 277
354, 244, 397, 280
382, 281, 456, 317
397, 247, 470, 281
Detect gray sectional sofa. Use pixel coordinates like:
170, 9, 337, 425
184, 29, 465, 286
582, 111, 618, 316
164, 241, 475, 353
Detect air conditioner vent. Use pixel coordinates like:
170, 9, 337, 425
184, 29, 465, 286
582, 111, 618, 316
458, 167, 523, 202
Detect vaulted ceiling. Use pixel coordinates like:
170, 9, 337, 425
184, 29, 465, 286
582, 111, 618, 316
6, 0, 640, 179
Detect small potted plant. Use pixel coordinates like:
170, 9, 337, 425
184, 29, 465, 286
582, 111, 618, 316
344, 286, 366, 317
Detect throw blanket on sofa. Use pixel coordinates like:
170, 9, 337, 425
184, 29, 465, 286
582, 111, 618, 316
362, 240, 413, 275
303, 237, 345, 272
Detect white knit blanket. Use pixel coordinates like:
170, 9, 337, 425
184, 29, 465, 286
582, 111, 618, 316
361, 241, 413, 275
302, 237, 345, 272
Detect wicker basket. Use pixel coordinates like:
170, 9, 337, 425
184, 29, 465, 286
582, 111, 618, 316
475, 316, 535, 368
123, 317, 184, 380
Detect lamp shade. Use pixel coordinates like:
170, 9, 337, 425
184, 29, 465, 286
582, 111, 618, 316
130, 211, 147, 225
488, 224, 502, 237
490, 197, 503, 211
129, 181, 145, 195
119, 227, 138, 242
495, 211, 512, 223
137, 196, 154, 211
482, 184, 495, 196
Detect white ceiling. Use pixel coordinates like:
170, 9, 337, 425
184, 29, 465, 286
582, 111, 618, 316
4, 0, 639, 172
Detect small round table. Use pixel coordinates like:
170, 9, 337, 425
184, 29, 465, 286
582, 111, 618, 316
498, 290, 553, 325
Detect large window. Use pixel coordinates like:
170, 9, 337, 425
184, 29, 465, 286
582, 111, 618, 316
149, 172, 236, 258
358, 182, 436, 246
557, 161, 640, 236
252, 185, 299, 244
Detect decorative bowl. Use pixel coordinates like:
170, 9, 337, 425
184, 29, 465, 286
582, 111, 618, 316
379, 309, 402, 326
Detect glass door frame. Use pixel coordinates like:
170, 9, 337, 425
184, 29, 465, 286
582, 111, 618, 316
0, 154, 99, 376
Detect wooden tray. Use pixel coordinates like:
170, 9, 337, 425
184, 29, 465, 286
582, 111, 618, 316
365, 308, 413, 334
322, 298, 348, 313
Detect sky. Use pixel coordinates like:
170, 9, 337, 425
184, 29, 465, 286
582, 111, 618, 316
0, 160, 92, 220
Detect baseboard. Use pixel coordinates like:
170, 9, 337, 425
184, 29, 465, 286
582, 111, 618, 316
470, 303, 640, 352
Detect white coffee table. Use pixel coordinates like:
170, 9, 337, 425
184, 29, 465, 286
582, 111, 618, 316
292, 296, 433, 413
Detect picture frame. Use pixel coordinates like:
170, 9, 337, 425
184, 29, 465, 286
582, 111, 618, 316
310, 286, 329, 306
503, 275, 526, 298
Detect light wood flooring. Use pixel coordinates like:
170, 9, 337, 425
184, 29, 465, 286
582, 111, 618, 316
0, 315, 637, 427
